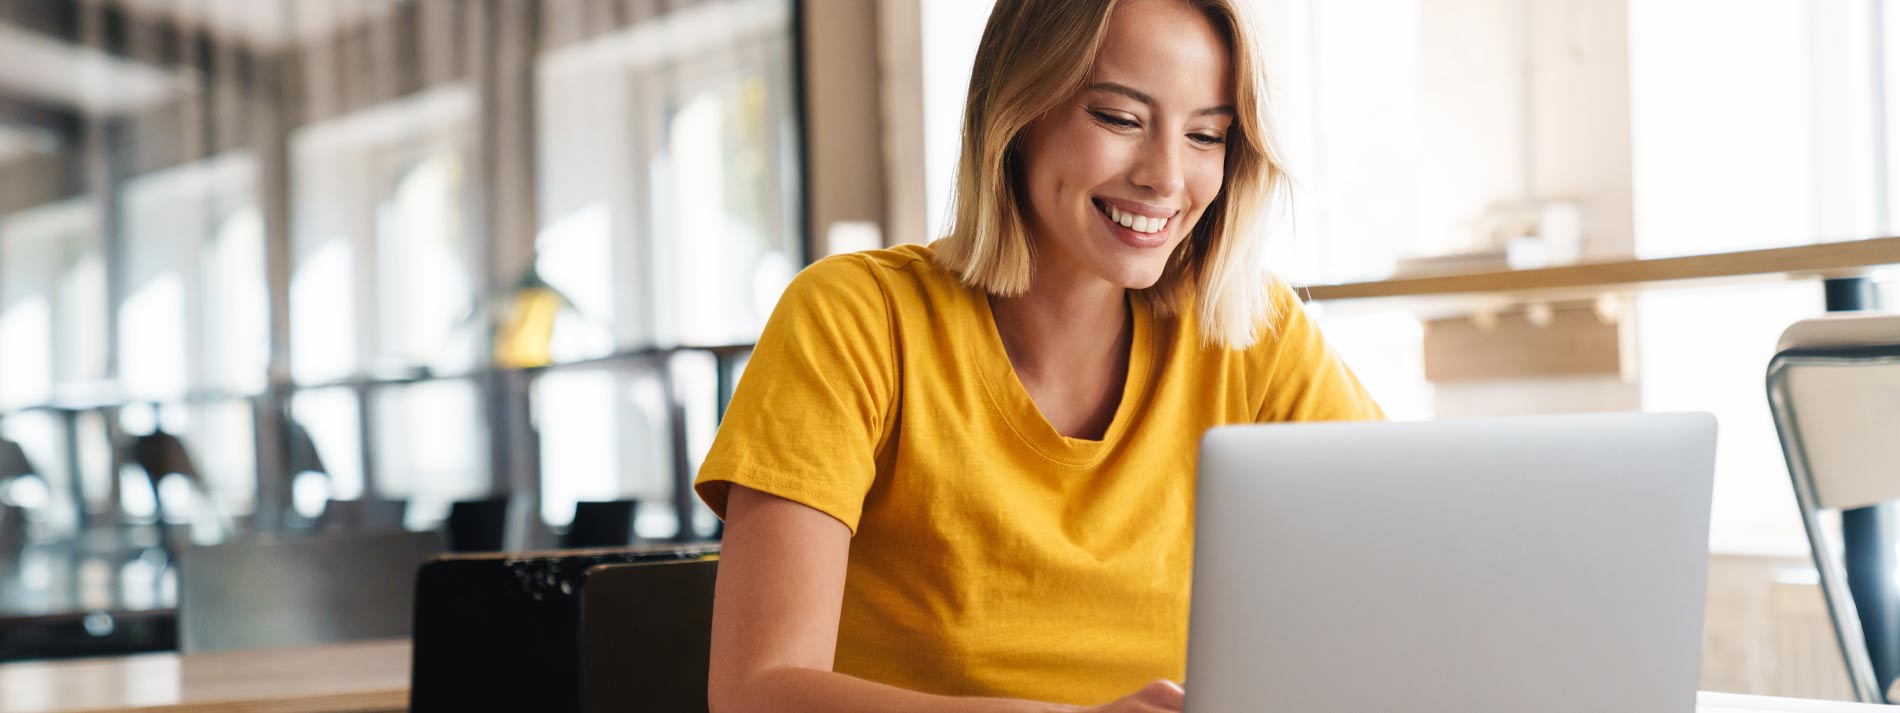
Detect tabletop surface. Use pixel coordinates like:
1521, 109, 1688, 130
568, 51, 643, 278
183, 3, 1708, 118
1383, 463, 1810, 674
0, 638, 408, 713
0, 640, 1887, 713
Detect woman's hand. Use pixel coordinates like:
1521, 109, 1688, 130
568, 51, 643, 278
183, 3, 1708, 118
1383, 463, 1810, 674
1082, 681, 1185, 712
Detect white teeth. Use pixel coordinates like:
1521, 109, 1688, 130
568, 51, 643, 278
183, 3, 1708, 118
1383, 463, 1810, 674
1103, 202, 1168, 234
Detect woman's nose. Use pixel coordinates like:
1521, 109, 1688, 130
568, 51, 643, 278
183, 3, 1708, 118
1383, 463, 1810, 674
1128, 137, 1186, 197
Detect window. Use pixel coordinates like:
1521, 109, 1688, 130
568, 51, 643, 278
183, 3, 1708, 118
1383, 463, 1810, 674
288, 89, 484, 518
376, 150, 478, 372
373, 379, 488, 526
533, 0, 802, 533
119, 154, 258, 399
291, 85, 477, 383
201, 207, 268, 395
1, 200, 104, 404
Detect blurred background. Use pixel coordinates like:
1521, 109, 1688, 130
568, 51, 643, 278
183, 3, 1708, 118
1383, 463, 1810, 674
0, 0, 1893, 703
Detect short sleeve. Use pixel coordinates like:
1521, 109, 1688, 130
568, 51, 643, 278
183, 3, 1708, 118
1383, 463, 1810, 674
1253, 280, 1385, 423
694, 255, 896, 534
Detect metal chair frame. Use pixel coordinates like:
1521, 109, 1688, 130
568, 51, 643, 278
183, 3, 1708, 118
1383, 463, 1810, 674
1767, 344, 1900, 703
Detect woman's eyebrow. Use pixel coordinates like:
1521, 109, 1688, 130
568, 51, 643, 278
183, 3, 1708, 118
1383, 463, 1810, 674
1086, 82, 1235, 117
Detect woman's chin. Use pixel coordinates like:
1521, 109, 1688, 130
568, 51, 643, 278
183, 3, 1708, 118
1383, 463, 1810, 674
1094, 261, 1170, 291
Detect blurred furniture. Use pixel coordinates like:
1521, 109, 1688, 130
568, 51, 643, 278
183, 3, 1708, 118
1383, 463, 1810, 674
0, 638, 408, 713
409, 544, 717, 713
0, 609, 175, 663
0, 437, 34, 481
128, 429, 201, 490
0, 505, 22, 563
1767, 311, 1900, 703
283, 414, 327, 478
561, 499, 638, 549
0, 437, 36, 560
580, 558, 718, 713
443, 496, 510, 552
178, 530, 443, 652
125, 428, 208, 534
0, 538, 177, 661
1301, 236, 1900, 302
318, 497, 409, 533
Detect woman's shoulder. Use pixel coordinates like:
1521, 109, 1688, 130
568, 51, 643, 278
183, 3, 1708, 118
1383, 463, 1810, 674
782, 243, 968, 314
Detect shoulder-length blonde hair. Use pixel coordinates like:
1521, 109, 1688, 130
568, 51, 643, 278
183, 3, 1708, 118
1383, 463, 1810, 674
933, 0, 1286, 350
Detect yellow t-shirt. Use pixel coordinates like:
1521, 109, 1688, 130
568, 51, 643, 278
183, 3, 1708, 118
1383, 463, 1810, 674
695, 243, 1382, 706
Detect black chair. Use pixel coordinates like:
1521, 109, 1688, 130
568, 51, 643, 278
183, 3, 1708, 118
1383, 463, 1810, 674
444, 496, 511, 552
561, 499, 638, 549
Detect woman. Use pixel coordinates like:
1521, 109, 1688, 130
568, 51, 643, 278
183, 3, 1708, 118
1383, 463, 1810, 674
696, 0, 1382, 710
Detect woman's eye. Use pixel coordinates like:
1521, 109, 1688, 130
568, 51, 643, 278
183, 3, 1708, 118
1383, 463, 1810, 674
1091, 111, 1139, 129
1190, 133, 1227, 147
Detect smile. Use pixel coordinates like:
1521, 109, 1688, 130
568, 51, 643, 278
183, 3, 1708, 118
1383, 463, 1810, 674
1094, 199, 1171, 234
1092, 198, 1175, 249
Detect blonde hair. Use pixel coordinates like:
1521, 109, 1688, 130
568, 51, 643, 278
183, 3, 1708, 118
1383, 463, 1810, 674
933, 0, 1286, 350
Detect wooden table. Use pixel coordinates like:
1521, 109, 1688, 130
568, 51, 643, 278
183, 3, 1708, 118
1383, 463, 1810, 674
0, 640, 1886, 713
1298, 236, 1900, 303
0, 639, 407, 713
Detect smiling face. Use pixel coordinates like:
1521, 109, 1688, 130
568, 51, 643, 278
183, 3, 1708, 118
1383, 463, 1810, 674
1016, 0, 1235, 292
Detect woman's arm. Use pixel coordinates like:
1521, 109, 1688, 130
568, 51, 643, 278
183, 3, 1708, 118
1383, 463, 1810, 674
709, 485, 1183, 713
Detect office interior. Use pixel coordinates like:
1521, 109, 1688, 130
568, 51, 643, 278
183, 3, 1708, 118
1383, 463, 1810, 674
0, 0, 1896, 709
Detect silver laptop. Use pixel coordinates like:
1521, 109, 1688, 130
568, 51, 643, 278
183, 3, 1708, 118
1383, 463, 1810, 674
1187, 413, 1717, 712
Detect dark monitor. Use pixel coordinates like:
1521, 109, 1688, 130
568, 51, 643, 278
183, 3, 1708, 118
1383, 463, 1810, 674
409, 544, 719, 713
579, 558, 719, 713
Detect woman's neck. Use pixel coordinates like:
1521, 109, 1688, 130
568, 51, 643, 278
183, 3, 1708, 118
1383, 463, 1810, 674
988, 265, 1130, 383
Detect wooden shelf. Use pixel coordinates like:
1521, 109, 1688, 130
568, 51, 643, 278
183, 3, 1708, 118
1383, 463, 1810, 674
1298, 237, 1900, 302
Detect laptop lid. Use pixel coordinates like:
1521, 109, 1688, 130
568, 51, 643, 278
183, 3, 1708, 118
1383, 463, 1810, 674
579, 558, 719, 713
1186, 413, 1717, 712
408, 544, 718, 713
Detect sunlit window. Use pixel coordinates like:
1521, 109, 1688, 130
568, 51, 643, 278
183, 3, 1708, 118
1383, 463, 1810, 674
202, 207, 269, 394
656, 74, 798, 346
291, 240, 358, 384
118, 274, 188, 401
535, 203, 617, 363
374, 379, 488, 526
0, 295, 51, 409
377, 151, 477, 372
